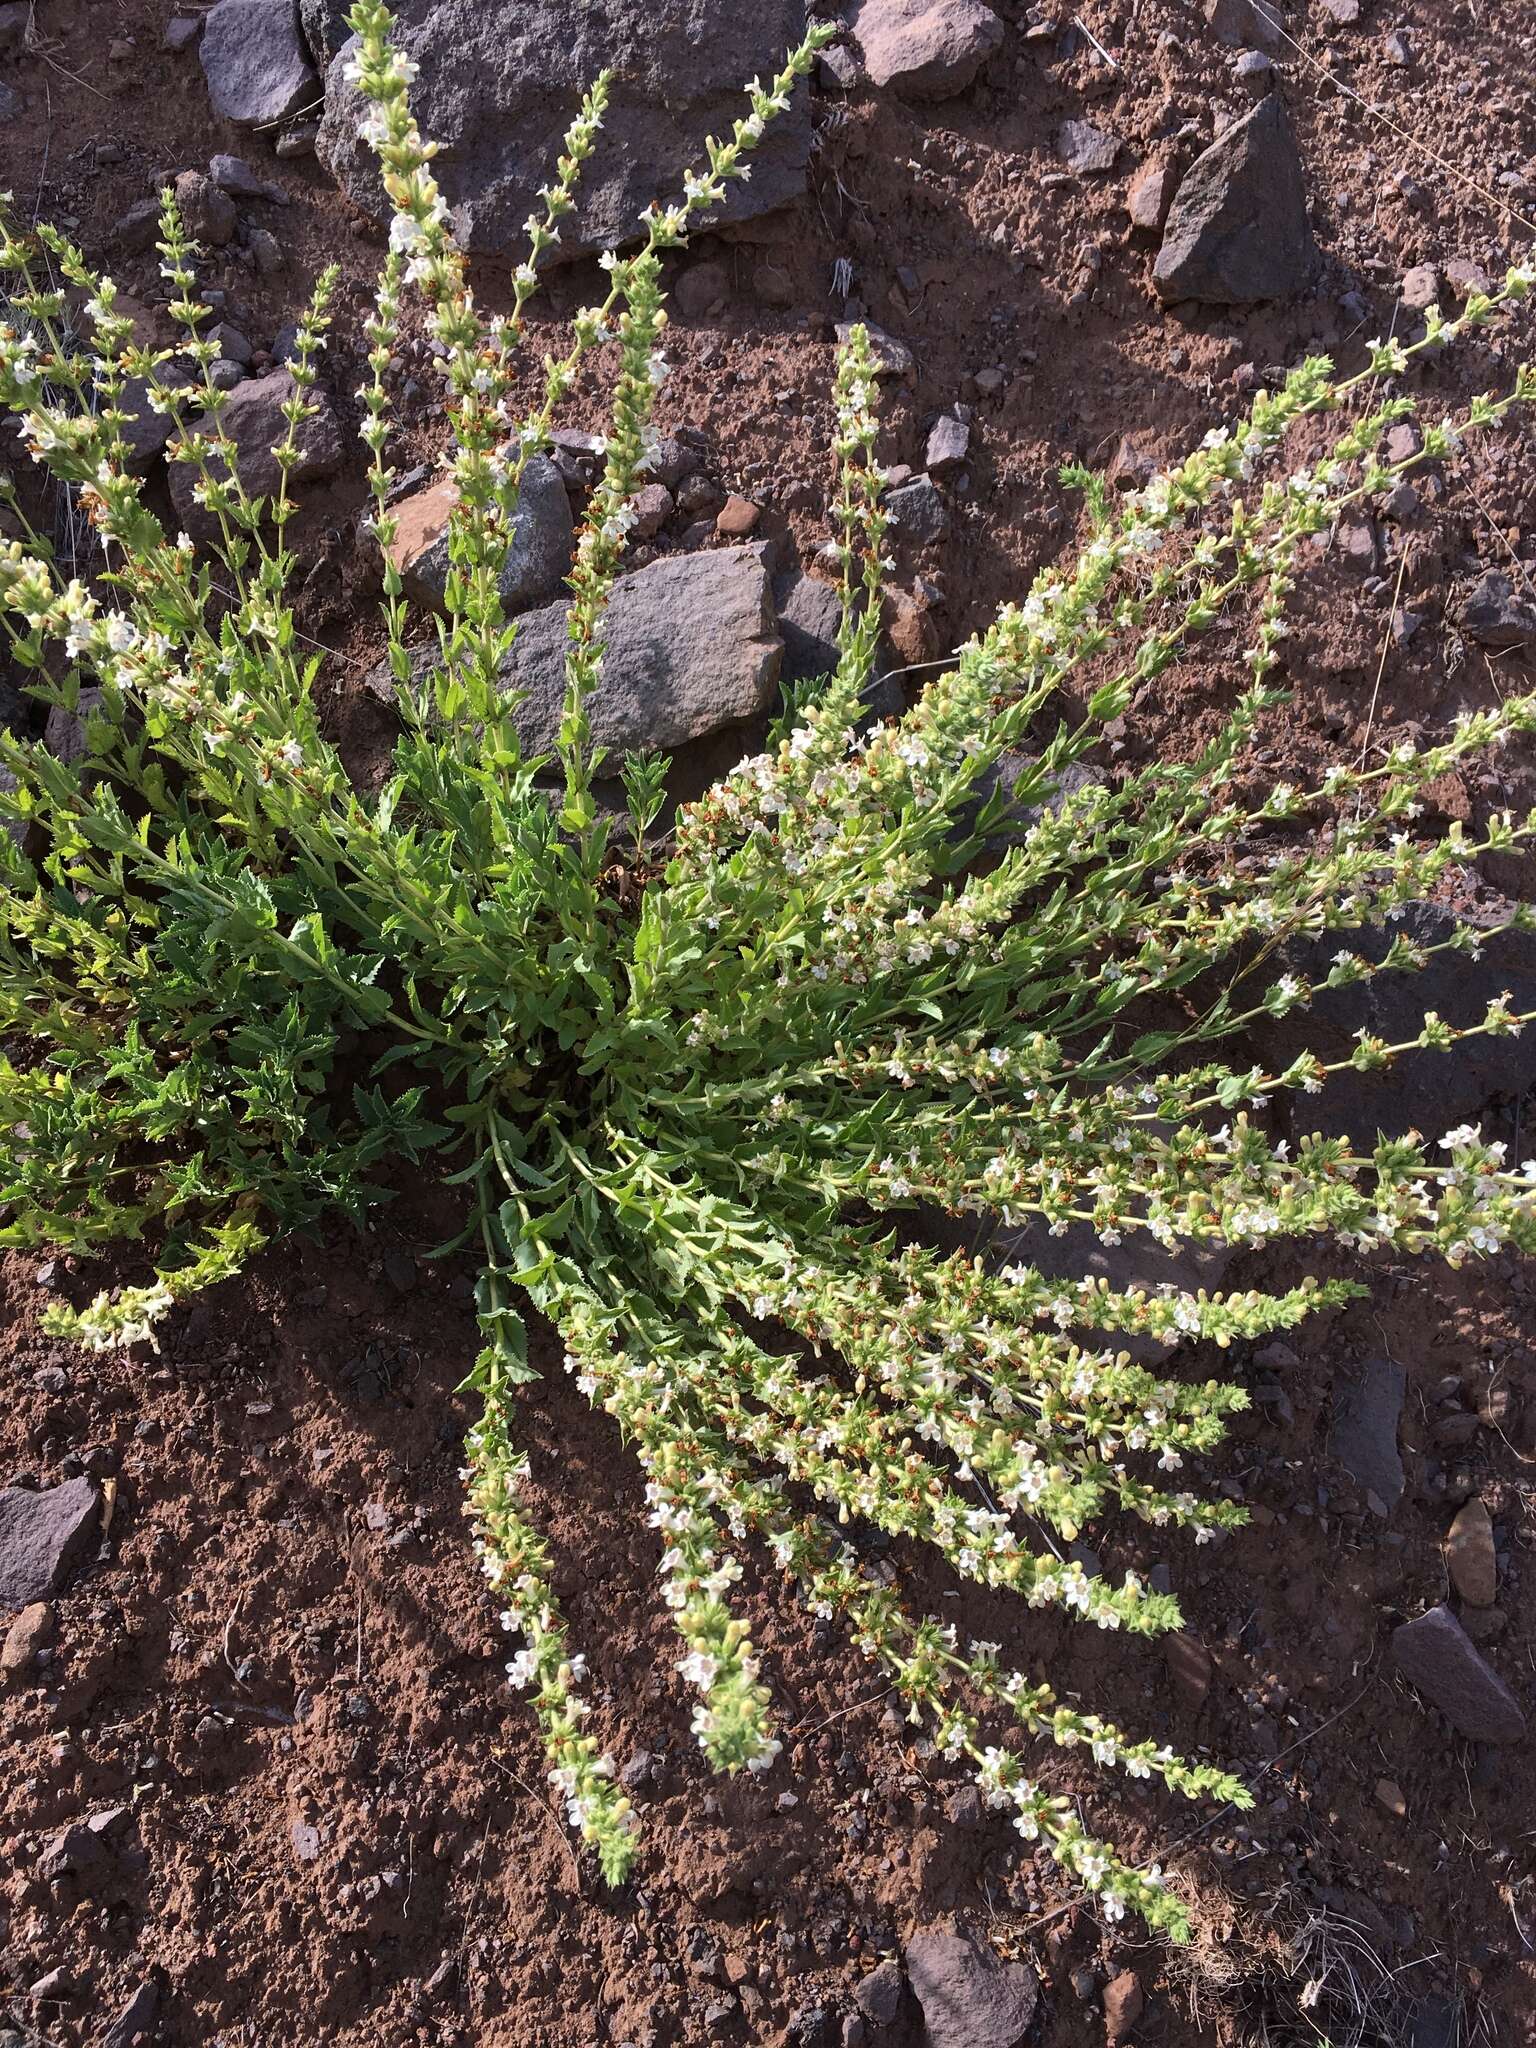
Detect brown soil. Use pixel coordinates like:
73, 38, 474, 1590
3, 2, 1536, 2045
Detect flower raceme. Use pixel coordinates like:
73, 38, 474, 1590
2, 0, 1536, 1937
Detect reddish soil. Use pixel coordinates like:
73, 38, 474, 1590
3, 1, 1536, 2045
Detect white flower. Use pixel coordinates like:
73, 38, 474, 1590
677, 1649, 718, 1689
505, 1648, 540, 1690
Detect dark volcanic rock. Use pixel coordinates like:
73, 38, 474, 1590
369, 548, 782, 761
1461, 569, 1536, 649
0, 1478, 97, 1612
116, 364, 200, 474
102, 1978, 161, 2048
1329, 1356, 1406, 1507
384, 455, 573, 617
318, 0, 814, 258
1392, 1605, 1526, 1743
1154, 96, 1318, 304
904, 1930, 1037, 2048
201, 0, 319, 129
168, 370, 344, 542
298, 0, 354, 64
886, 474, 949, 545
854, 1959, 905, 2025
1244, 903, 1536, 1141
774, 569, 844, 687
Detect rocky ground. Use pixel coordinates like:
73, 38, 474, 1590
2, 1, 1536, 2045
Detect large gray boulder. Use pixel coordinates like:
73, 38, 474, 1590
1153, 96, 1318, 304
201, 0, 319, 129
317, 0, 814, 259
369, 547, 783, 761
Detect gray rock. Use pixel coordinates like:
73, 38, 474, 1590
904, 1930, 1037, 2048
548, 428, 605, 492
102, 1980, 161, 2048
968, 750, 1105, 850
44, 693, 102, 767
168, 369, 344, 541
1154, 96, 1318, 305
925, 412, 970, 479
1206, 0, 1283, 51
500, 547, 781, 757
886, 474, 949, 545
851, 0, 1004, 100
298, 0, 354, 64
370, 548, 782, 761
1126, 162, 1176, 231
647, 435, 703, 490
1329, 1356, 1405, 1507
855, 1960, 904, 2025
114, 198, 165, 255
838, 321, 914, 378
1392, 1605, 1525, 1744
818, 41, 863, 91
174, 170, 238, 248
1461, 569, 1536, 649
1243, 902, 1536, 1141
0, 1478, 98, 1612
775, 569, 843, 686
630, 483, 674, 539
0, 77, 20, 122
1057, 118, 1119, 175
1234, 47, 1273, 91
0, 3, 32, 51
210, 151, 277, 199
275, 122, 319, 158
383, 456, 574, 617
164, 15, 204, 52
201, 0, 319, 129
318, 1, 813, 259
210, 321, 253, 363
248, 227, 286, 274
114, 363, 200, 473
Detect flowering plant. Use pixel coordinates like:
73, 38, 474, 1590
2, 0, 1534, 1936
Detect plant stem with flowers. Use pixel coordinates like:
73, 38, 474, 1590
2, 0, 1535, 1934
